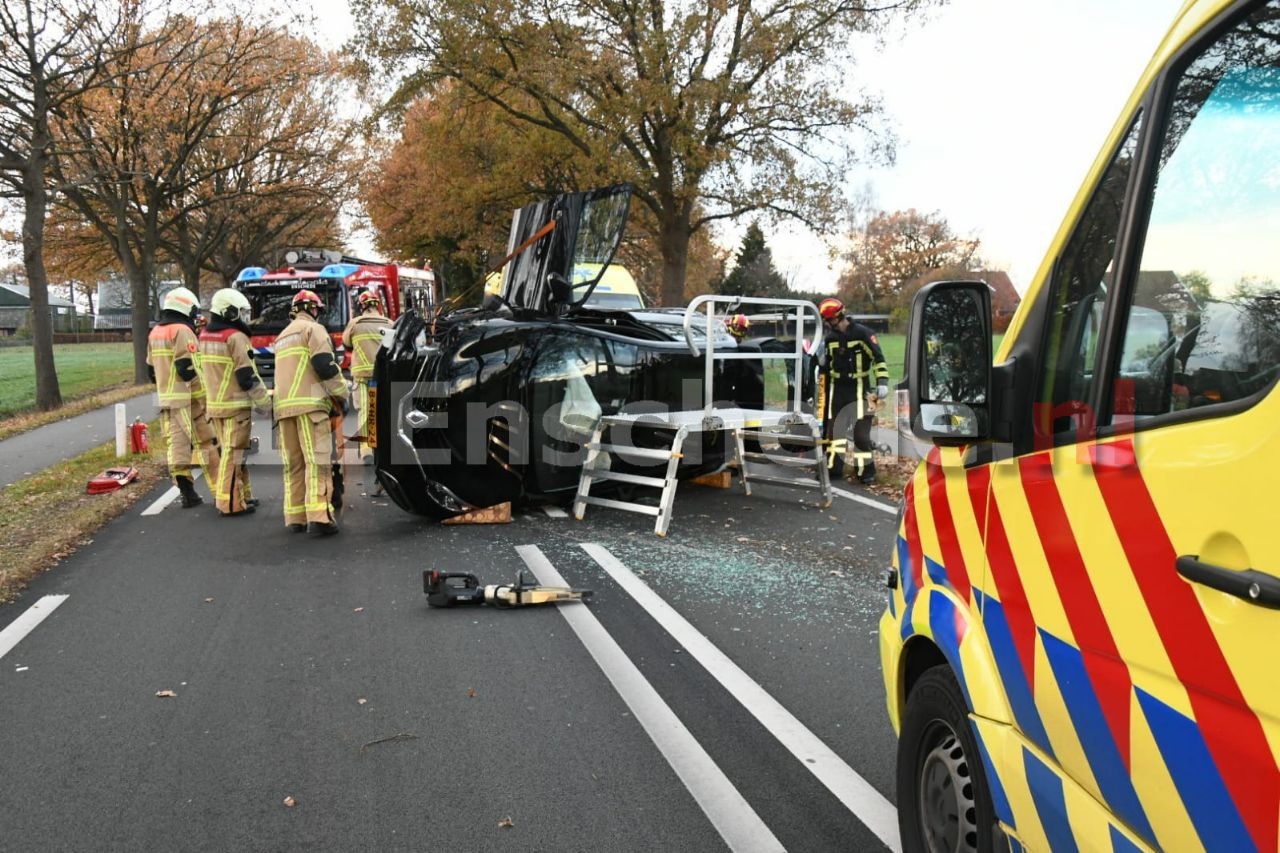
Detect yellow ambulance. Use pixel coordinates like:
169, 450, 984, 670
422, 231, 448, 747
882, 1, 1280, 850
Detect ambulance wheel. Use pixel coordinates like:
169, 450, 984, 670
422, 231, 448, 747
896, 665, 996, 853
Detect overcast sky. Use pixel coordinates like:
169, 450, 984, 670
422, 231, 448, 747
765, 0, 1188, 294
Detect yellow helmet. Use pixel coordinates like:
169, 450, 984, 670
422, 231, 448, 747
162, 286, 200, 318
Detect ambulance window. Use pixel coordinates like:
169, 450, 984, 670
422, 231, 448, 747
1036, 117, 1144, 439
1112, 1, 1280, 421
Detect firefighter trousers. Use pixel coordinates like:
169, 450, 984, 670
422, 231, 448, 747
212, 413, 254, 515
277, 411, 335, 527
162, 405, 220, 488
826, 384, 876, 481
351, 378, 371, 459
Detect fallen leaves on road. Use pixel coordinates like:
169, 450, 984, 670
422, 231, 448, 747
353, 607, 364, 613
283, 796, 296, 808
497, 817, 514, 828
203, 597, 214, 603
357, 697, 367, 705
155, 689, 177, 698
466, 687, 477, 698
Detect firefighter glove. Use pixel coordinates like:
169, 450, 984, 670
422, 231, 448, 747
876, 383, 889, 400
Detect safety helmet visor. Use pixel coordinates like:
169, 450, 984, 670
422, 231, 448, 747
211, 288, 252, 323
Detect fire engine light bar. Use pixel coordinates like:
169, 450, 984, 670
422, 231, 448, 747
235, 267, 268, 282
319, 263, 362, 279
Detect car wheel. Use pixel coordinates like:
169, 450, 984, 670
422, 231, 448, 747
896, 666, 997, 853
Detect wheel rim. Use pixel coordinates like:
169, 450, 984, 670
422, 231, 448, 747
916, 721, 979, 853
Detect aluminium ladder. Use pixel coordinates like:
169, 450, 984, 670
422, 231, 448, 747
572, 295, 832, 535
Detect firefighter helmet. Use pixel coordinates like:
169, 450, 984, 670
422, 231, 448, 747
211, 288, 251, 323
291, 289, 325, 315
818, 297, 844, 322
357, 289, 383, 313
162, 286, 200, 318
726, 314, 750, 340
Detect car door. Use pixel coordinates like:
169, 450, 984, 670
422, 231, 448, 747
991, 4, 1280, 850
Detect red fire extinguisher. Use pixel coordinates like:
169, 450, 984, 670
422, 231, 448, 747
130, 417, 149, 454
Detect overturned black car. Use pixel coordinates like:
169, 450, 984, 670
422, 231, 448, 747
371, 184, 821, 519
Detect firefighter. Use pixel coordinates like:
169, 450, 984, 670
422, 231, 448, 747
199, 289, 272, 516
723, 314, 765, 409
818, 297, 890, 484
273, 289, 349, 535
726, 313, 751, 342
341, 288, 391, 465
147, 286, 221, 507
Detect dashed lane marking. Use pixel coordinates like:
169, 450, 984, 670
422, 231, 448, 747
831, 486, 898, 515
517, 544, 785, 853
581, 542, 902, 852
0, 595, 69, 661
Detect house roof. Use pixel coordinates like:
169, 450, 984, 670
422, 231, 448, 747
0, 283, 75, 308
974, 270, 1021, 314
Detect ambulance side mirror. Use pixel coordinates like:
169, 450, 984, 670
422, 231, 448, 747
907, 281, 992, 445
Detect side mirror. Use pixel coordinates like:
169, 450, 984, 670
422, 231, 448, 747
547, 272, 573, 305
907, 281, 992, 445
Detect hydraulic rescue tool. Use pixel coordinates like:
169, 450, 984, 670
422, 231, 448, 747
424, 569, 592, 608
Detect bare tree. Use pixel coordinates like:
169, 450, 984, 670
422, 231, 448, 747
54, 14, 349, 381
0, 0, 127, 409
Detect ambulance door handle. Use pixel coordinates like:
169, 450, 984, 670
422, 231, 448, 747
1176, 556, 1280, 609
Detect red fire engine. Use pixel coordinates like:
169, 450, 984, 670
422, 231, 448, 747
232, 253, 441, 383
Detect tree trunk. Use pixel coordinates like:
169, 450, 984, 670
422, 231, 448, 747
121, 236, 154, 385
22, 159, 62, 411
658, 213, 691, 308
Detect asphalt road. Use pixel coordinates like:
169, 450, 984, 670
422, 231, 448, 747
0, 389, 155, 488
0, 420, 906, 852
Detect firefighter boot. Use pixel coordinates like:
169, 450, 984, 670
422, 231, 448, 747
175, 475, 203, 508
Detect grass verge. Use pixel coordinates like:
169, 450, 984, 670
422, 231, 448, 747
0, 436, 164, 605
0, 343, 136, 417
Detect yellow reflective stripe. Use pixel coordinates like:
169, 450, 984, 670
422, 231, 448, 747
215, 419, 236, 504
298, 416, 328, 513
277, 345, 314, 407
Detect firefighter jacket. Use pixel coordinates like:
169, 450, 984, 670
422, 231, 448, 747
341, 312, 391, 381
198, 317, 269, 417
147, 311, 205, 409
272, 312, 348, 420
824, 321, 890, 389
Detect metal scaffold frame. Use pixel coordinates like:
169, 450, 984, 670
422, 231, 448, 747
572, 295, 833, 535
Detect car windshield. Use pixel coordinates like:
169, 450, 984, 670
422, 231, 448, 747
503, 185, 632, 314
584, 292, 645, 310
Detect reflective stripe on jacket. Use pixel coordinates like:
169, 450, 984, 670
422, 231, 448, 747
825, 324, 890, 384
341, 313, 391, 380
147, 322, 203, 408
198, 327, 268, 417
273, 314, 347, 419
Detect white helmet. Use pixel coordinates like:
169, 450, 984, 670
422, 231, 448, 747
162, 286, 200, 318
211, 288, 251, 322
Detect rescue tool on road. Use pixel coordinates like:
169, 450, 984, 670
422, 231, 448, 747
423, 569, 593, 608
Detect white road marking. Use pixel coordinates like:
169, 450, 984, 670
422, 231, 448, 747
140, 468, 204, 516
542, 505, 569, 518
0, 595, 69, 661
832, 486, 898, 515
516, 544, 785, 853
582, 542, 902, 852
